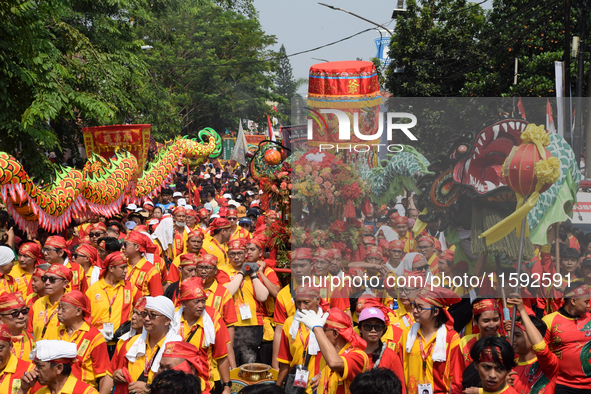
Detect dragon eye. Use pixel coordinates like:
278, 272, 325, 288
457, 145, 467, 153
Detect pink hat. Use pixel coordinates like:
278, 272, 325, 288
358, 307, 385, 323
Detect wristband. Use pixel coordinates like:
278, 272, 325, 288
312, 325, 323, 330
237, 271, 245, 277
251, 274, 259, 280
222, 382, 232, 388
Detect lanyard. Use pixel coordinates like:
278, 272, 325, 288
125, 264, 137, 282
144, 344, 161, 376
211, 239, 227, 261
11, 336, 25, 359
42, 302, 58, 338
298, 326, 310, 362
1, 276, 9, 293
103, 285, 121, 321
418, 336, 434, 376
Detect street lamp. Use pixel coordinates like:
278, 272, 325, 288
318, 3, 393, 36
392, 0, 407, 18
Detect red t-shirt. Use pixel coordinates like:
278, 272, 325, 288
543, 310, 591, 389
511, 340, 559, 394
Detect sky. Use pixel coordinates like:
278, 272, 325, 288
253, 0, 492, 94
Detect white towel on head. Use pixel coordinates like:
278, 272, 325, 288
152, 216, 174, 251
31, 340, 77, 361
0, 246, 14, 266
404, 322, 448, 362
289, 308, 322, 355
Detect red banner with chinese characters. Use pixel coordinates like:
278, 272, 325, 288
82, 124, 151, 176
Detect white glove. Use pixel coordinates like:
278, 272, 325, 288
100, 328, 114, 342
295, 309, 329, 331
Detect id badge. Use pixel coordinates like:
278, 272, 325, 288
239, 303, 252, 320
293, 365, 309, 388
103, 323, 114, 337
418, 383, 433, 394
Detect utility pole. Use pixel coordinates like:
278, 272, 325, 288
564, 0, 571, 147
574, 2, 587, 165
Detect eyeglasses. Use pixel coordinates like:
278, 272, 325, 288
89, 232, 105, 238
140, 311, 164, 320
41, 248, 59, 254
398, 287, 420, 295
41, 276, 65, 284
416, 245, 432, 251
1, 308, 29, 318
360, 323, 386, 332
196, 265, 215, 271
411, 303, 435, 312
414, 265, 429, 272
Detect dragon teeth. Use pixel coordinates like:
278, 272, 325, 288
485, 181, 496, 190
502, 123, 507, 132
509, 121, 515, 130
493, 125, 500, 140
474, 147, 480, 155
465, 159, 471, 173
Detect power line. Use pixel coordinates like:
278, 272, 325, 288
149, 27, 376, 69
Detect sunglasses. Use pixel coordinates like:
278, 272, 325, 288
1, 308, 29, 318
89, 232, 105, 238
360, 323, 386, 332
414, 265, 429, 272
140, 311, 164, 320
227, 217, 238, 221
41, 276, 65, 284
41, 248, 59, 254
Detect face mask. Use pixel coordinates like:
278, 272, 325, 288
175, 222, 186, 228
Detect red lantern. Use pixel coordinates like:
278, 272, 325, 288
264, 149, 282, 165
503, 143, 553, 196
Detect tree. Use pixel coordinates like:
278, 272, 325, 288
0, 0, 181, 180
273, 44, 308, 125
137, 0, 284, 139
384, 0, 488, 97
462, 0, 576, 97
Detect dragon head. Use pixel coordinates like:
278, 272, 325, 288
453, 120, 527, 196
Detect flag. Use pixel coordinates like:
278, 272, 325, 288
517, 96, 526, 119
231, 118, 248, 167
546, 98, 556, 133
267, 115, 276, 141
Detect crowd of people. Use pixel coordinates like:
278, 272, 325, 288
0, 161, 589, 394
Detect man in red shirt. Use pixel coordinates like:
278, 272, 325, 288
542, 283, 591, 394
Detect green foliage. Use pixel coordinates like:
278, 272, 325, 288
0, 0, 280, 180
462, 0, 576, 97
385, 0, 488, 97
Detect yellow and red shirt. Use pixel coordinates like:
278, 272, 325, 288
402, 325, 460, 394
205, 280, 237, 328
202, 237, 228, 267
46, 322, 109, 388
542, 310, 591, 389
230, 226, 252, 242
10, 263, 33, 298
126, 257, 163, 297
0, 273, 15, 297
11, 330, 35, 361
218, 265, 276, 326
86, 278, 140, 335
0, 353, 34, 394
29, 295, 61, 340
179, 306, 230, 391
33, 373, 99, 394
108, 334, 164, 385
277, 315, 324, 394
317, 342, 368, 394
